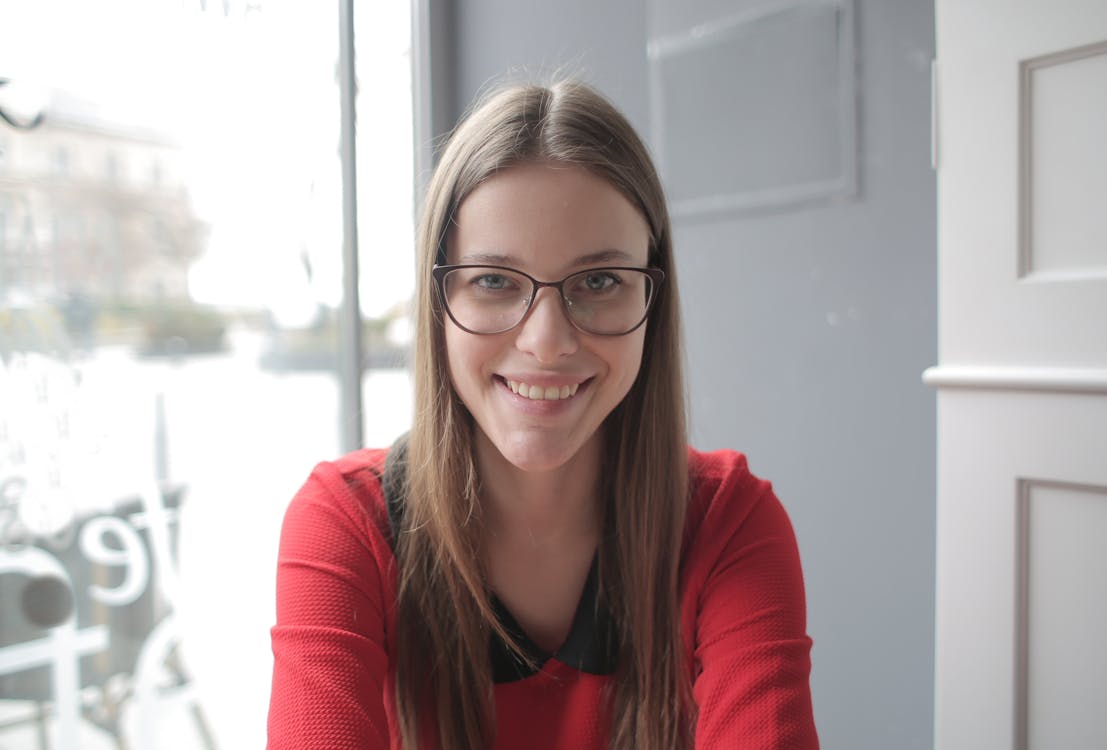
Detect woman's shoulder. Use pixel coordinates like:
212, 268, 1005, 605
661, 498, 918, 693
283, 445, 397, 547
686, 445, 768, 502
301, 446, 391, 501
683, 446, 790, 556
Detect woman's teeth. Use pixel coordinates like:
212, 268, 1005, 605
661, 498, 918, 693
506, 379, 580, 400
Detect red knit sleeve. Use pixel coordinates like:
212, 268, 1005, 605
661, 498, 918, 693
267, 456, 397, 750
684, 453, 818, 749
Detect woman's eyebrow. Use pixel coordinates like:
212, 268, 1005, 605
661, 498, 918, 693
456, 249, 636, 266
457, 252, 516, 265
571, 249, 634, 267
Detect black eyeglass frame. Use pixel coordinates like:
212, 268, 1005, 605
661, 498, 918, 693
431, 263, 666, 336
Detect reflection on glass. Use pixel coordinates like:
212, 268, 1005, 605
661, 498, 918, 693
0, 2, 413, 747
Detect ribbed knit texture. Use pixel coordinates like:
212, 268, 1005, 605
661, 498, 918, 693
267, 448, 818, 749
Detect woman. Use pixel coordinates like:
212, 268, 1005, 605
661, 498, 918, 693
268, 79, 817, 750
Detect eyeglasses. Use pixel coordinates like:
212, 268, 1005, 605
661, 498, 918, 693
432, 264, 665, 336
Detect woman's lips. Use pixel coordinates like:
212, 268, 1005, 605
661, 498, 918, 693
506, 379, 581, 401
496, 375, 591, 402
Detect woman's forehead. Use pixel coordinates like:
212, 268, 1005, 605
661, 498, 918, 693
446, 163, 650, 271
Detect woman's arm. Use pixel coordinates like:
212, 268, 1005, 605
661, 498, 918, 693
688, 465, 819, 749
267, 462, 396, 750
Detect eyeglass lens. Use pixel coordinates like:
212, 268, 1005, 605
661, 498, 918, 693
440, 267, 654, 335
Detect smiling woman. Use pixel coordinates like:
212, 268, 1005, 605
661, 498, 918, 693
267, 79, 819, 750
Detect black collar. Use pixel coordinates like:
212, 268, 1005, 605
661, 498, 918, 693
489, 555, 617, 682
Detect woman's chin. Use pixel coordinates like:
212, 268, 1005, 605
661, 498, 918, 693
479, 430, 598, 476
497, 443, 576, 474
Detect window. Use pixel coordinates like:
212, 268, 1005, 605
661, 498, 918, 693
0, 2, 414, 747
52, 146, 69, 178
104, 151, 119, 183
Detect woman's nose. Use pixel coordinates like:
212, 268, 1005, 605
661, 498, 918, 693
513, 288, 579, 362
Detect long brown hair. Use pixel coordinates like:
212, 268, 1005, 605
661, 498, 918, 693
396, 79, 691, 750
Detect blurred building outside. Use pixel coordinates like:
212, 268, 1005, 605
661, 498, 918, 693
0, 1, 414, 747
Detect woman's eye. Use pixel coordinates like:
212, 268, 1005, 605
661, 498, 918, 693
474, 274, 510, 290
581, 272, 619, 291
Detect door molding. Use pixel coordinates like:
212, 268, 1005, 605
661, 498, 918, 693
923, 365, 1107, 395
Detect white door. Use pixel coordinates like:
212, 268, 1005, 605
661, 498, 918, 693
928, 1, 1107, 748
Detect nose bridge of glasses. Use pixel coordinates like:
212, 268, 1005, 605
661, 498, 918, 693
525, 281, 572, 319
514, 295, 580, 362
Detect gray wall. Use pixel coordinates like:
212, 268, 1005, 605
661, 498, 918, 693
448, 0, 652, 134
428, 1, 936, 747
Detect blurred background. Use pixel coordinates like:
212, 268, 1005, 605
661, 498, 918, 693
0, 1, 937, 748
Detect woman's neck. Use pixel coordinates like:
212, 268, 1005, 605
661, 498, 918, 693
474, 429, 603, 550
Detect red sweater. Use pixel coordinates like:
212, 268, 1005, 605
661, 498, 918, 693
268, 447, 818, 749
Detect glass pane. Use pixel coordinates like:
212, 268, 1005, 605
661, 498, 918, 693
356, 1, 415, 448
0, 2, 413, 747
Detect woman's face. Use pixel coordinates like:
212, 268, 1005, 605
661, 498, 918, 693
443, 162, 651, 474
